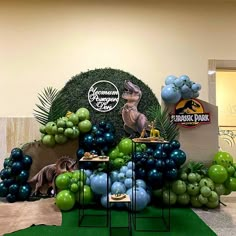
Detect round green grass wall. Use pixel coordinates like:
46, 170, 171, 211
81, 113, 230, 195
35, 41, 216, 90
48, 68, 160, 141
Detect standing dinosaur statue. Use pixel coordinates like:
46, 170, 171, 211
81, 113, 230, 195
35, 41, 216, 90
121, 80, 149, 137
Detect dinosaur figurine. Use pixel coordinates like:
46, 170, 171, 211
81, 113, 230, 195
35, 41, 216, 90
121, 80, 149, 137
149, 121, 160, 138
28, 156, 77, 196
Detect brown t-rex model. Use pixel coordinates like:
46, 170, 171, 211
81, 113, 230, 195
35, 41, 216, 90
121, 80, 149, 137
28, 156, 77, 196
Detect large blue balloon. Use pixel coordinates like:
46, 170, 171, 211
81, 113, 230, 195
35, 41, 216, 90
111, 181, 126, 194
165, 75, 178, 85
90, 172, 110, 195
126, 187, 148, 212
161, 84, 181, 104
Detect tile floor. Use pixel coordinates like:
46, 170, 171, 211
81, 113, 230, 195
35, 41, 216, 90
193, 192, 236, 236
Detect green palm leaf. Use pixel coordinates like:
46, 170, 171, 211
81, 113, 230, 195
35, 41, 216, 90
33, 87, 60, 125
146, 104, 179, 141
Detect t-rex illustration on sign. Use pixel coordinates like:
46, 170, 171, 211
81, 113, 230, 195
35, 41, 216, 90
176, 99, 200, 114
28, 156, 77, 196
121, 80, 149, 137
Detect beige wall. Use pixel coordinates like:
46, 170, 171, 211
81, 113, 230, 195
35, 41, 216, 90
216, 71, 236, 126
1, 0, 236, 116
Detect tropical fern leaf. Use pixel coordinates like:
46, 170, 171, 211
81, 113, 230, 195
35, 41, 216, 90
33, 87, 60, 125
146, 104, 179, 141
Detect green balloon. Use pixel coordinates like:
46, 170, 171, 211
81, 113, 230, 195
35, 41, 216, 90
213, 151, 233, 168
55, 190, 75, 211
118, 138, 133, 155
208, 164, 228, 184
55, 173, 70, 190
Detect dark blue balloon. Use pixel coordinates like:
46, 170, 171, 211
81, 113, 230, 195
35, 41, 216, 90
104, 132, 115, 144
135, 161, 142, 169
96, 136, 106, 147
95, 130, 103, 137
99, 120, 106, 129
0, 182, 8, 197
162, 143, 172, 154
91, 124, 99, 134
11, 161, 23, 175
4, 158, 12, 168
9, 183, 20, 195
6, 193, 17, 203
145, 147, 154, 155
105, 122, 115, 133
76, 148, 85, 159
142, 152, 149, 159
0, 168, 11, 180
147, 169, 163, 186
10, 148, 23, 161
136, 168, 146, 179
170, 140, 181, 150
134, 151, 143, 161
18, 184, 31, 200
153, 149, 167, 159
155, 160, 166, 171
83, 134, 95, 148
146, 158, 156, 170
170, 149, 186, 166
90, 149, 98, 155
22, 155, 32, 170
165, 159, 176, 169
165, 168, 178, 181
17, 170, 29, 183
3, 178, 15, 187
140, 157, 147, 165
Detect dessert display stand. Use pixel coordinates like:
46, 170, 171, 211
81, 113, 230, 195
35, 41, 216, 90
132, 138, 171, 232
78, 155, 110, 227
109, 194, 132, 236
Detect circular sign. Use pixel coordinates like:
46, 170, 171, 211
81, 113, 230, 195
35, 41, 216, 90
88, 80, 120, 112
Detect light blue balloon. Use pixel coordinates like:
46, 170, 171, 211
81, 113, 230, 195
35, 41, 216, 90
179, 75, 190, 83
126, 187, 148, 212
174, 78, 184, 87
101, 193, 113, 208
181, 84, 191, 93
182, 91, 193, 99
111, 181, 126, 194
161, 84, 181, 104
124, 178, 133, 189
192, 91, 200, 98
90, 172, 110, 195
192, 83, 201, 91
165, 75, 178, 85
135, 179, 147, 190
110, 170, 119, 183
120, 166, 128, 174
127, 161, 135, 170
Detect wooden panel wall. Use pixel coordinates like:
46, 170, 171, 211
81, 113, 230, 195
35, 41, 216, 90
0, 118, 41, 167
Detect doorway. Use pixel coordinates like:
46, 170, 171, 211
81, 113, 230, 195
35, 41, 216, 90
208, 59, 236, 159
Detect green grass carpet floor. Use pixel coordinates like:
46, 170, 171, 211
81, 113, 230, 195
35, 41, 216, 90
4, 206, 216, 236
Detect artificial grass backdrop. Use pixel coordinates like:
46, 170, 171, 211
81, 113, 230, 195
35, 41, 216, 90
5, 206, 216, 236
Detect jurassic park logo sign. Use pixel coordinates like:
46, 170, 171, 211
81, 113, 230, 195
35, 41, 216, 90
170, 99, 210, 128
